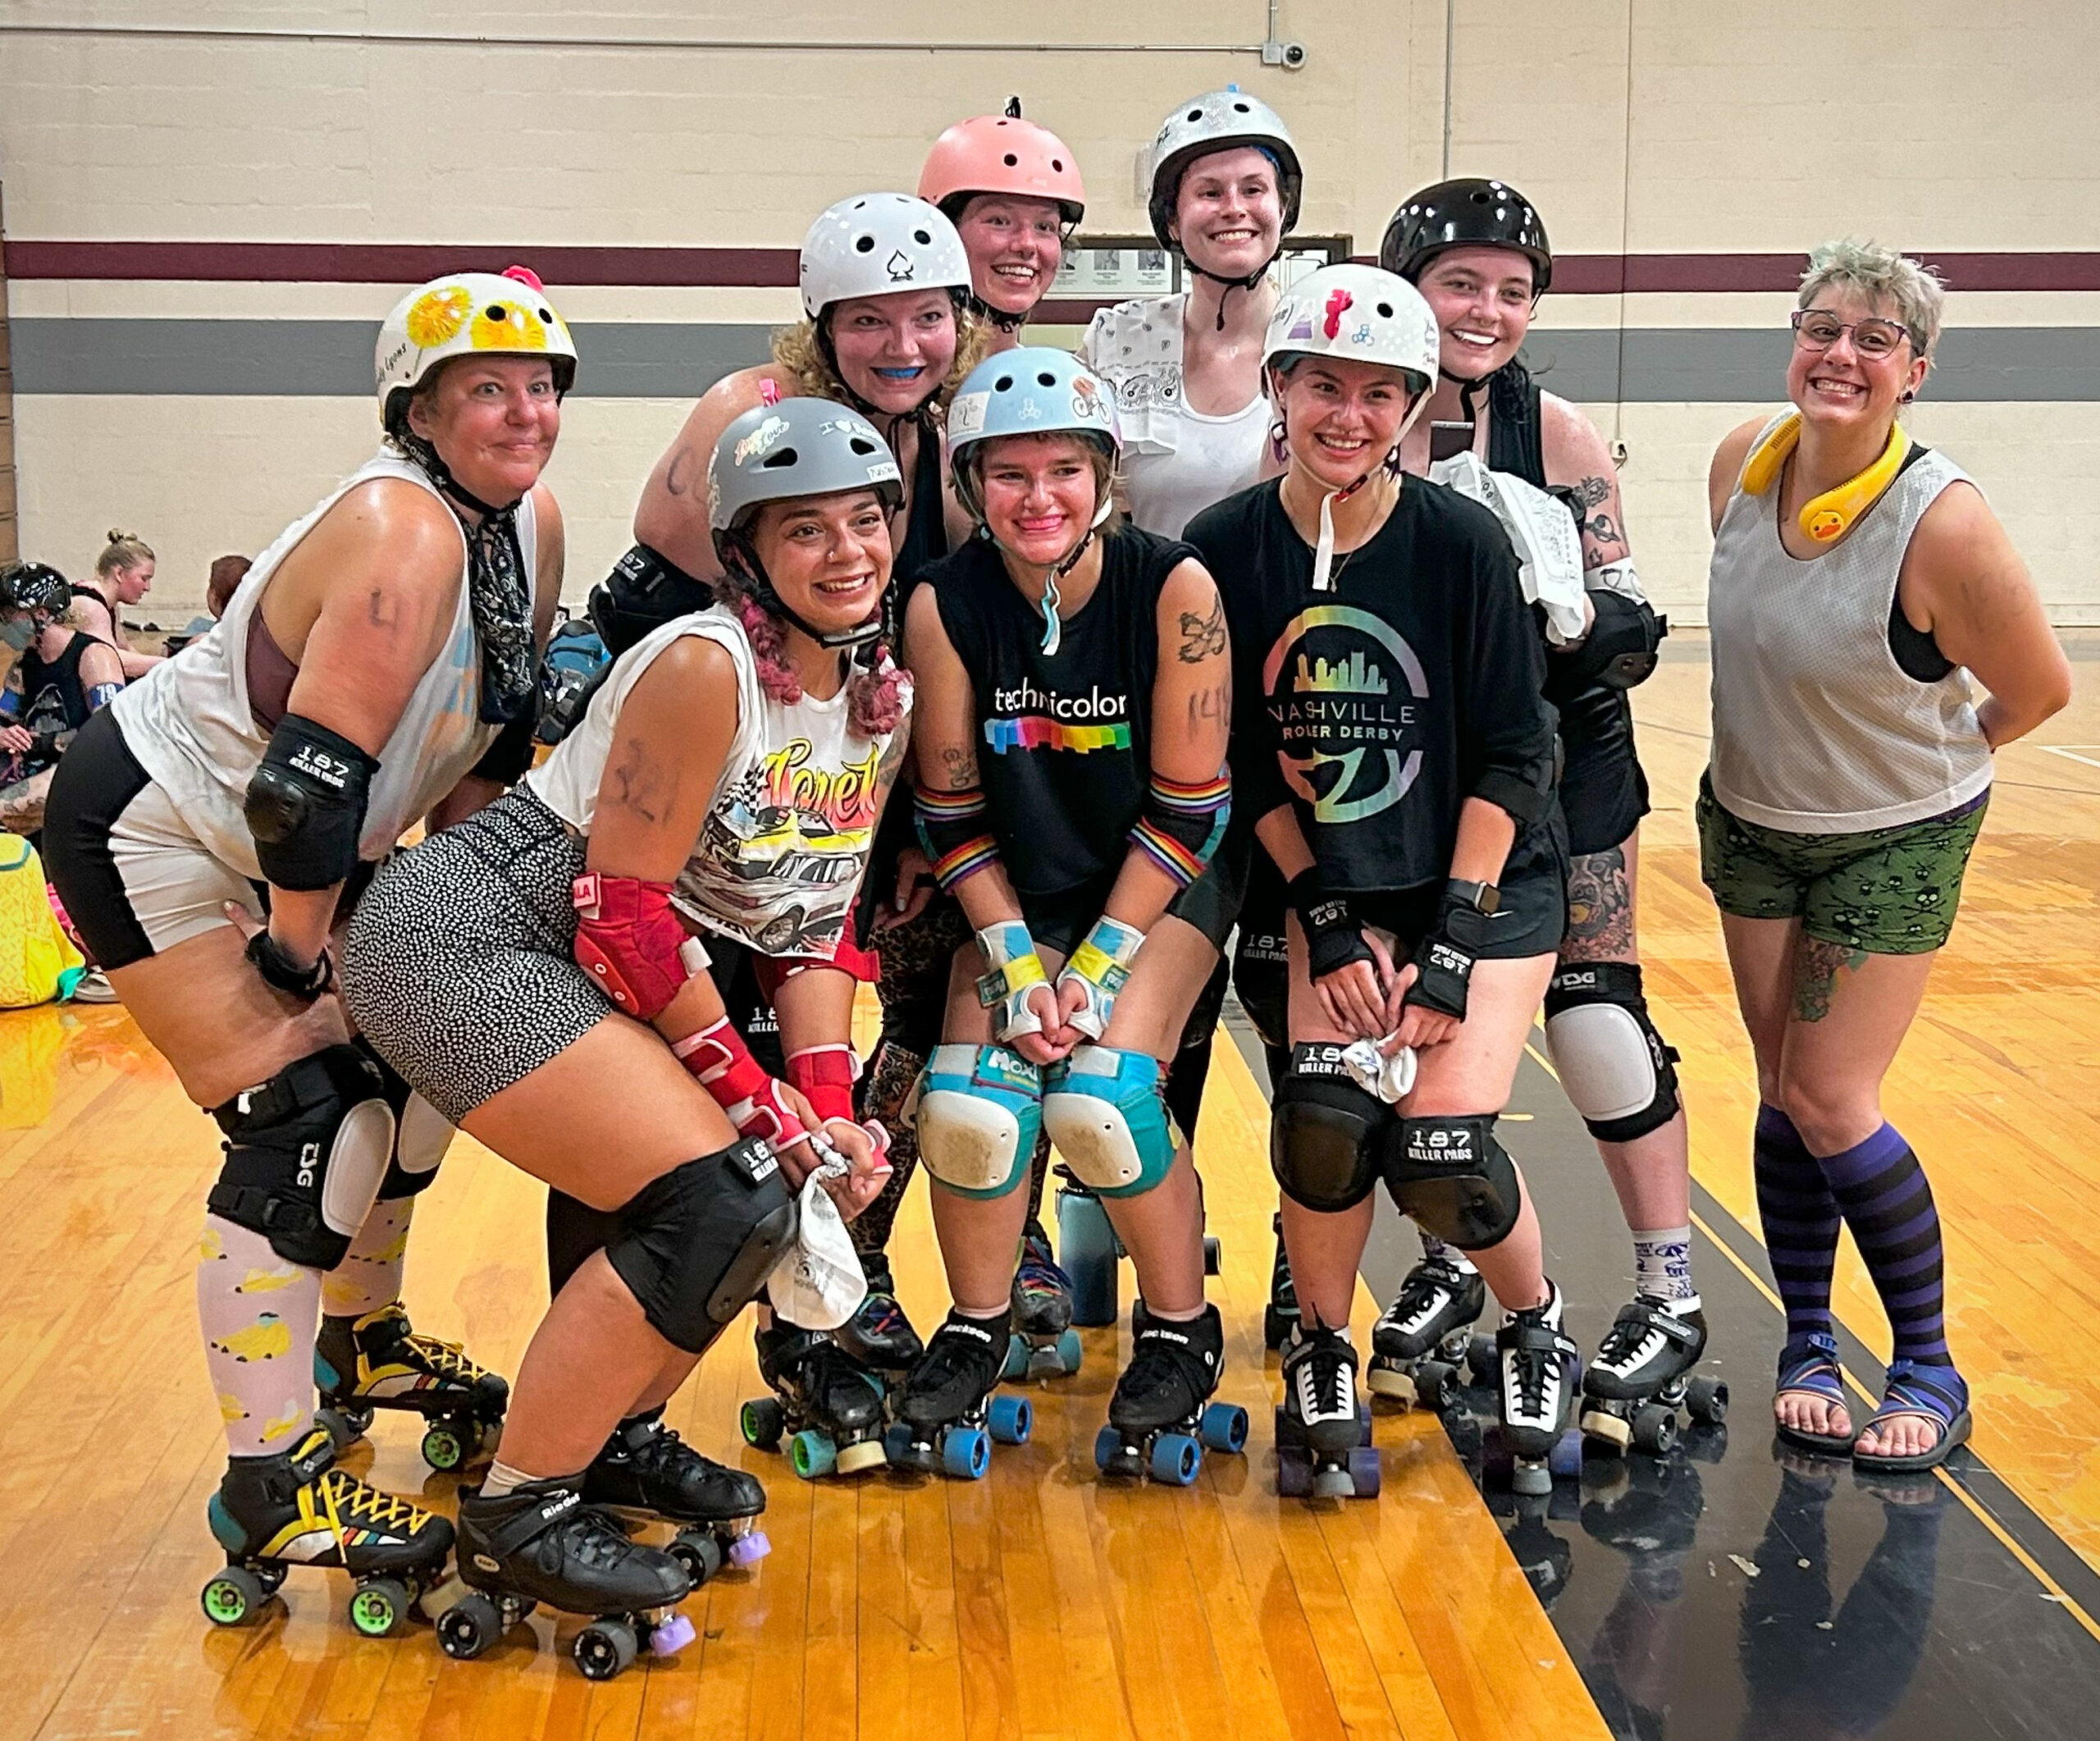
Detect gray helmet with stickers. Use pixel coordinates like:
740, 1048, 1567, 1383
799, 194, 974, 322
1146, 87, 1303, 251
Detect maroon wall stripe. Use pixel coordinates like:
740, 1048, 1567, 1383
11, 240, 2100, 296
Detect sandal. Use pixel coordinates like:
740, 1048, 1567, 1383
1852, 1360, 1970, 1474
1772, 1332, 1857, 1455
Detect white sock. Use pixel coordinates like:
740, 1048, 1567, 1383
1632, 1227, 1699, 1305
478, 1459, 536, 1498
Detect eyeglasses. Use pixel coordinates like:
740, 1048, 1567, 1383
1792, 309, 1914, 359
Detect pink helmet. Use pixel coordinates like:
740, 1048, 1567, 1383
919, 111, 1086, 226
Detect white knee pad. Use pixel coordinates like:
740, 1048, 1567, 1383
395, 1092, 457, 1180
1543, 962, 1680, 1143
910, 1044, 1041, 1200
1041, 1045, 1179, 1198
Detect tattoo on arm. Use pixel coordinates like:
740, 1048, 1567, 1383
1791, 938, 1869, 1023
1559, 847, 1635, 961
1176, 593, 1227, 664
938, 743, 979, 789
1568, 476, 1611, 511
1583, 512, 1623, 559
605, 738, 675, 825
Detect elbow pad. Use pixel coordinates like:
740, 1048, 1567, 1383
915, 785, 1001, 892
1128, 770, 1230, 889
572, 871, 701, 1020
244, 714, 378, 890
1566, 587, 1668, 690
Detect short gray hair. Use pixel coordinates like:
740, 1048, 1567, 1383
1798, 238, 1945, 359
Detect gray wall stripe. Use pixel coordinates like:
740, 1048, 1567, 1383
14, 318, 2100, 401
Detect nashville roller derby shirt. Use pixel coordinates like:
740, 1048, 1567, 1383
1188, 478, 1554, 897
922, 526, 1198, 896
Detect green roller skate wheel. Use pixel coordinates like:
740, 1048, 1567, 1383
348, 1577, 409, 1638
201, 1564, 265, 1627
422, 1423, 467, 1472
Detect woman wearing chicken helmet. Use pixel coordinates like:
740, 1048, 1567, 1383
39, 267, 573, 1630
920, 101, 1086, 354
896, 347, 1235, 1480
1378, 178, 1700, 1443
1188, 263, 1579, 1497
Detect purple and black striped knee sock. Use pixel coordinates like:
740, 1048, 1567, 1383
1810, 1122, 1953, 1370
1752, 1104, 1841, 1345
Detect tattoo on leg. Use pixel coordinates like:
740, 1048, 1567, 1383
1792, 939, 1869, 1023
1561, 848, 1635, 961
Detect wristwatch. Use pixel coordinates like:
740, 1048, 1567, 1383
1445, 878, 1500, 916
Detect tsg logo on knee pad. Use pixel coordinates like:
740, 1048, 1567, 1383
911, 1044, 1042, 1198
1385, 1113, 1522, 1249
1042, 1045, 1180, 1197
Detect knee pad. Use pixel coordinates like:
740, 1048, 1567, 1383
605, 1136, 798, 1354
355, 1037, 459, 1200
911, 1044, 1040, 1199
546, 1188, 623, 1299
1386, 1114, 1522, 1250
1043, 1046, 1181, 1198
1269, 1044, 1391, 1213
1543, 962, 1682, 1144
207, 1044, 396, 1270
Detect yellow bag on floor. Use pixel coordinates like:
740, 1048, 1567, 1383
0, 835, 85, 1008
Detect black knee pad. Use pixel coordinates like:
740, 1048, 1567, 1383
354, 1037, 459, 1202
207, 1044, 395, 1269
1385, 1114, 1522, 1250
1270, 1044, 1392, 1213
1542, 962, 1682, 1144
605, 1136, 799, 1354
546, 1188, 625, 1298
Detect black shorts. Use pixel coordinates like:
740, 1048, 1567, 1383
1558, 733, 1650, 859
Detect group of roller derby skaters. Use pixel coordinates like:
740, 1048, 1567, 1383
43, 75, 2066, 1679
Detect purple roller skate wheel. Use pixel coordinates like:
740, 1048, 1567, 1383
728, 1531, 771, 1566
651, 1613, 696, 1656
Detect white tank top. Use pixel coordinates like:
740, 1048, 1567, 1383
1707, 418, 1992, 832
112, 450, 529, 877
528, 607, 908, 958
1081, 293, 1270, 537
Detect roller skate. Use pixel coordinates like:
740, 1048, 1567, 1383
440, 1476, 693, 1680
834, 1251, 924, 1377
315, 1302, 509, 1473
1366, 1254, 1492, 1409
1262, 1213, 1299, 1352
1482, 1286, 1584, 1497
1579, 1297, 1727, 1456
742, 1323, 888, 1479
199, 1424, 454, 1638
1004, 1219, 1082, 1380
583, 1406, 770, 1583
1094, 1302, 1248, 1484
1276, 1325, 1379, 1499
884, 1309, 1033, 1480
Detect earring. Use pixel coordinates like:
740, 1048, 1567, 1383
1269, 416, 1288, 462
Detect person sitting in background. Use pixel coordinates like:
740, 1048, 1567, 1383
0, 561, 126, 839
73, 529, 165, 679
166, 555, 253, 656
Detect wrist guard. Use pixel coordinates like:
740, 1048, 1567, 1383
1287, 869, 1372, 980
244, 929, 333, 1001
674, 1017, 812, 1149
975, 921, 1050, 1041
1403, 894, 1484, 1021
1057, 916, 1146, 1040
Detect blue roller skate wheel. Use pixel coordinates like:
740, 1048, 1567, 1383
1347, 1446, 1382, 1499
942, 1426, 992, 1480
1198, 1401, 1249, 1454
1549, 1428, 1584, 1480
1054, 1329, 1083, 1375
988, 1392, 1032, 1446
883, 1420, 916, 1465
1002, 1335, 1032, 1382
1149, 1433, 1202, 1486
790, 1428, 838, 1479
1094, 1423, 1126, 1472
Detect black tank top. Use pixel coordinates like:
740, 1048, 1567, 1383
927, 527, 1194, 896
894, 421, 950, 587
16, 633, 107, 741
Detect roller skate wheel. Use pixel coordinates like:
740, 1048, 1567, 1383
651, 1612, 696, 1656
1002, 1334, 1032, 1382
1262, 1303, 1295, 1351
988, 1392, 1033, 1445
348, 1575, 411, 1638
200, 1564, 267, 1628
574, 1616, 638, 1681
669, 1530, 725, 1588
1198, 1401, 1249, 1454
1581, 1407, 1633, 1453
1053, 1329, 1084, 1375
837, 1437, 887, 1475
1093, 1423, 1125, 1473
789, 1428, 838, 1480
1511, 1460, 1552, 1497
314, 1407, 361, 1453
1276, 1446, 1313, 1499
1347, 1446, 1382, 1499
1549, 1428, 1586, 1478
417, 1574, 468, 1623
437, 1591, 502, 1661
728, 1529, 771, 1567
1203, 1235, 1221, 1276
741, 1396, 786, 1451
1150, 1433, 1203, 1486
1686, 1377, 1728, 1424
882, 1421, 916, 1465
1465, 1336, 1498, 1382
1364, 1363, 1412, 1401
1414, 1360, 1459, 1413
1312, 1465, 1354, 1500
1630, 1404, 1677, 1456
942, 1426, 991, 1480
421, 1422, 468, 1473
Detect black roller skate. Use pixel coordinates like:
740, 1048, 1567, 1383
834, 1252, 924, 1377
1262, 1213, 1299, 1352
1094, 1302, 1248, 1484
583, 1407, 770, 1583
1366, 1254, 1492, 1410
885, 1309, 1033, 1480
1005, 1219, 1082, 1380
441, 1476, 693, 1679
1482, 1286, 1583, 1497
315, 1303, 508, 1473
200, 1424, 454, 1638
1276, 1326, 1379, 1499
1579, 1298, 1727, 1456
743, 1323, 888, 1479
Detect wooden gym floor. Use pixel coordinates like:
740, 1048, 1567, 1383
2, 642, 2098, 1740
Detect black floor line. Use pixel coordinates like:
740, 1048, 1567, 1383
1219, 1005, 2100, 1741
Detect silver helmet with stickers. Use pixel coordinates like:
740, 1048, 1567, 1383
1262, 263, 1441, 393
1145, 87, 1303, 250
799, 194, 975, 322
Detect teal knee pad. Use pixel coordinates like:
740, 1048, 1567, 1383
1042, 1045, 1181, 1199
911, 1043, 1041, 1200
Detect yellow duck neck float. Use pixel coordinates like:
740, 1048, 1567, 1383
1742, 409, 1911, 544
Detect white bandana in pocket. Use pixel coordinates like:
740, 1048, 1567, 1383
765, 1149, 869, 1330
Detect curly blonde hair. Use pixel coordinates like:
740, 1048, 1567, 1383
770, 304, 988, 414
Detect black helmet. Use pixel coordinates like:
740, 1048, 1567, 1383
1379, 178, 1552, 295
0, 561, 74, 619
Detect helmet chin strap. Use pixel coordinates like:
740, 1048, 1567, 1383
727, 538, 884, 653
1025, 491, 1115, 654
966, 291, 1029, 335
1187, 254, 1276, 330
1308, 390, 1433, 592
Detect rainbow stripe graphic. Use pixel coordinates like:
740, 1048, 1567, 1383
983, 716, 1132, 755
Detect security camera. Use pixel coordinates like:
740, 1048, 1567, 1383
1281, 41, 1308, 70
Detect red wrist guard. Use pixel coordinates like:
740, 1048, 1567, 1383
787, 1044, 860, 1125
673, 1017, 810, 1147
573, 872, 690, 1020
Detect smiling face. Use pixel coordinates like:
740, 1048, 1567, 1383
975, 432, 1104, 568
1171, 145, 1283, 281
1415, 245, 1538, 382
746, 488, 893, 635
954, 194, 1066, 318
1275, 355, 1418, 491
826, 289, 959, 414
1786, 285, 1927, 436
408, 355, 561, 504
